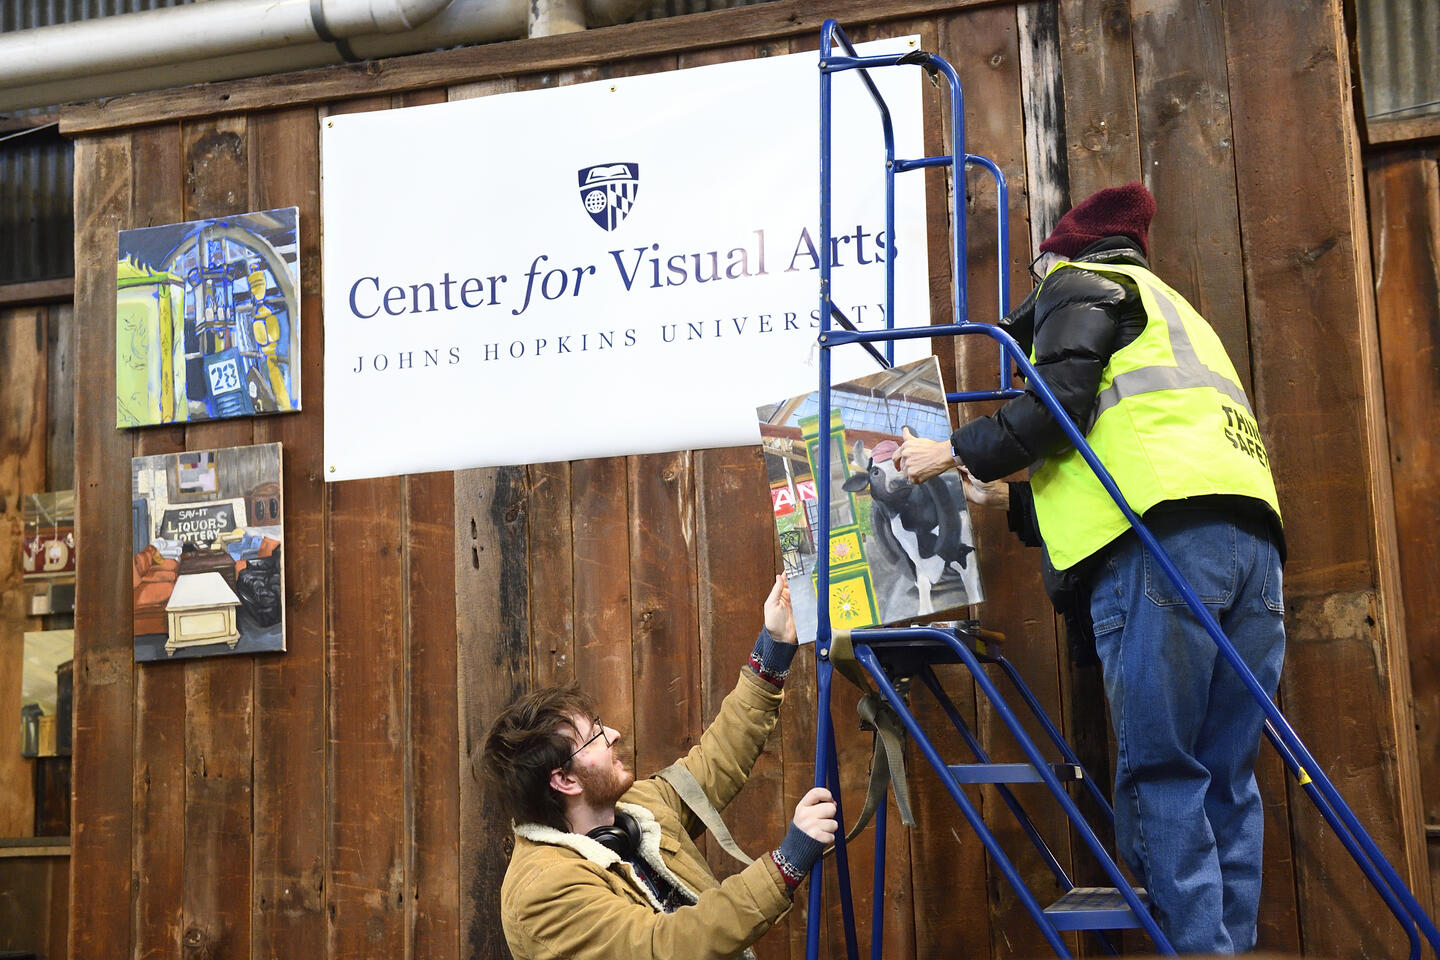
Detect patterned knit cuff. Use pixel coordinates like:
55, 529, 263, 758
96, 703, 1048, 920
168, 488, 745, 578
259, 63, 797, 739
748, 628, 798, 688
770, 823, 826, 890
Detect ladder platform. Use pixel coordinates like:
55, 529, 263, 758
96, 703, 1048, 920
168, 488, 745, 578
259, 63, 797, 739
1043, 887, 1149, 931
856, 631, 1001, 677
946, 762, 1083, 785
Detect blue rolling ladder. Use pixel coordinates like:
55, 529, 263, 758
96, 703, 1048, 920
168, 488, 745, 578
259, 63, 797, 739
804, 19, 1440, 960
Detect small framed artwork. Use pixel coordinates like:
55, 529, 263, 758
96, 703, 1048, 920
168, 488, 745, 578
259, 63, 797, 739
21, 630, 73, 759
131, 442, 286, 661
22, 490, 75, 581
116, 207, 301, 427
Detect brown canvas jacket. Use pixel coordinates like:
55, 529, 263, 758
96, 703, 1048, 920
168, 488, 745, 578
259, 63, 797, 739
499, 666, 794, 960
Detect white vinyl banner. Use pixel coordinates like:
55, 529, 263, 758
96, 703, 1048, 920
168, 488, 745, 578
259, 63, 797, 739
322, 37, 931, 481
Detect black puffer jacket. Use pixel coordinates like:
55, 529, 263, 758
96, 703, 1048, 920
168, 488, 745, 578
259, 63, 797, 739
950, 237, 1282, 661
951, 236, 1150, 478
947, 237, 1151, 661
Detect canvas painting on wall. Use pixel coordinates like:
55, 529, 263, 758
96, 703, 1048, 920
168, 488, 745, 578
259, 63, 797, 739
22, 490, 75, 580
757, 356, 983, 644
117, 207, 300, 427
131, 442, 286, 661
20, 630, 73, 759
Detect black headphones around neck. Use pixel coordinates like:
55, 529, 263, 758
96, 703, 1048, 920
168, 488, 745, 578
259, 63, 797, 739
587, 809, 641, 859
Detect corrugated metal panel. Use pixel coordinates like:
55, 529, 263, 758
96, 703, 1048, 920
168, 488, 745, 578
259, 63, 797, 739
1357, 0, 1440, 122
0, 125, 73, 285
2, 0, 191, 32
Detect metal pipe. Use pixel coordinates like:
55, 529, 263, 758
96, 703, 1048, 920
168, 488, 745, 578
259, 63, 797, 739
529, 0, 584, 37
0, 0, 523, 111
0, 0, 649, 113
0, 0, 452, 88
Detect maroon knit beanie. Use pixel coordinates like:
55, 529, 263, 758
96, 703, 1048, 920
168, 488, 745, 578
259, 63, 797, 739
1039, 182, 1156, 258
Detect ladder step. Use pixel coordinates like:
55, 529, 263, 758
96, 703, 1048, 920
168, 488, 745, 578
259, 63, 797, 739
1044, 887, 1149, 931
946, 762, 1083, 785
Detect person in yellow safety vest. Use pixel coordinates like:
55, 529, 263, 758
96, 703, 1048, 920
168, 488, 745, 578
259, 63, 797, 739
896, 182, 1285, 955
247, 263, 293, 411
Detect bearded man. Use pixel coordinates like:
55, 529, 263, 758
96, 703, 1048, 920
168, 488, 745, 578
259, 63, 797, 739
481, 576, 836, 960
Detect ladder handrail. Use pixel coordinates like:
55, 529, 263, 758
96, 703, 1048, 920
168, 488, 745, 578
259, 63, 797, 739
824, 318, 1438, 957
811, 17, 1439, 960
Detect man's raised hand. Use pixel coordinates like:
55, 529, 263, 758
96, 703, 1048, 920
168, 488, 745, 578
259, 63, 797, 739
764, 574, 798, 645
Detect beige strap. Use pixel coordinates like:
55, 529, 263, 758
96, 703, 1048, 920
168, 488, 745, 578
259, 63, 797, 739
656, 763, 754, 865
823, 630, 917, 846
853, 693, 916, 832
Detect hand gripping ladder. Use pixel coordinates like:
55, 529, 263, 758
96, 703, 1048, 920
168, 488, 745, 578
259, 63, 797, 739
805, 19, 1440, 960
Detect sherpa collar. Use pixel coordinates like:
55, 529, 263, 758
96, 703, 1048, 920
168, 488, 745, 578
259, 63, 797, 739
511, 803, 761, 960
512, 802, 699, 913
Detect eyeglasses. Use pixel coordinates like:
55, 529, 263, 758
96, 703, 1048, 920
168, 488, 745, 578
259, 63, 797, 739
1028, 252, 1049, 285
565, 716, 611, 764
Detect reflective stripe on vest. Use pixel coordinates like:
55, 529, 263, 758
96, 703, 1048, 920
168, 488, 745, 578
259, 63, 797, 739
1086, 285, 1253, 431
1029, 260, 1281, 570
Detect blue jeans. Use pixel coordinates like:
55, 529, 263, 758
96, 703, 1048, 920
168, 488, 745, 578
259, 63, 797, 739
1089, 510, 1285, 954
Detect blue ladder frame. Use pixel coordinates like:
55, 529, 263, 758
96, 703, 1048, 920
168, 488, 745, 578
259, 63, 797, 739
806, 19, 1440, 960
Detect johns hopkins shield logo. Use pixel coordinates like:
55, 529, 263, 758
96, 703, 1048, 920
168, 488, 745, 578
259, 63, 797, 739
578, 163, 639, 231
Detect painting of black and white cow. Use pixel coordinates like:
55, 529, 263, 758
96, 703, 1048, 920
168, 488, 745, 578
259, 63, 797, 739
843, 435, 983, 619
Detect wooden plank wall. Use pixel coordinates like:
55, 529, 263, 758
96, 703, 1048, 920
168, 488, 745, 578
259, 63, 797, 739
1366, 144, 1440, 923
63, 1, 1428, 957
0, 853, 70, 959
0, 297, 74, 960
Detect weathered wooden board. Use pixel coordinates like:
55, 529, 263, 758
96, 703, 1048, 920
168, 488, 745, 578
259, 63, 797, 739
126, 120, 188, 960
180, 647, 255, 960
325, 476, 408, 958
386, 86, 463, 960
627, 451, 702, 780
1044, 10, 1133, 921
570, 456, 636, 772
70, 131, 138, 960
694, 444, 790, 960
0, 304, 47, 838
455, 466, 531, 960
1367, 147, 1440, 920
1131, 3, 1300, 949
1017, 0, 1071, 251
406, 470, 461, 960
177, 114, 257, 960
527, 461, 575, 688
1055, 0, 1140, 205
1131, 0, 1251, 384
249, 103, 329, 960
50, 852, 70, 957
45, 304, 76, 487
1223, 0, 1423, 954
0, 855, 69, 957
313, 96, 406, 960
945, 7, 1083, 957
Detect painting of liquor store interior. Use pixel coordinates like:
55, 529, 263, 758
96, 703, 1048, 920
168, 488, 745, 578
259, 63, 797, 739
757, 356, 983, 645
130, 442, 286, 661
116, 207, 300, 427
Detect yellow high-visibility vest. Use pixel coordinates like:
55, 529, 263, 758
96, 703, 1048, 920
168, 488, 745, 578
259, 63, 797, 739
1030, 260, 1281, 570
